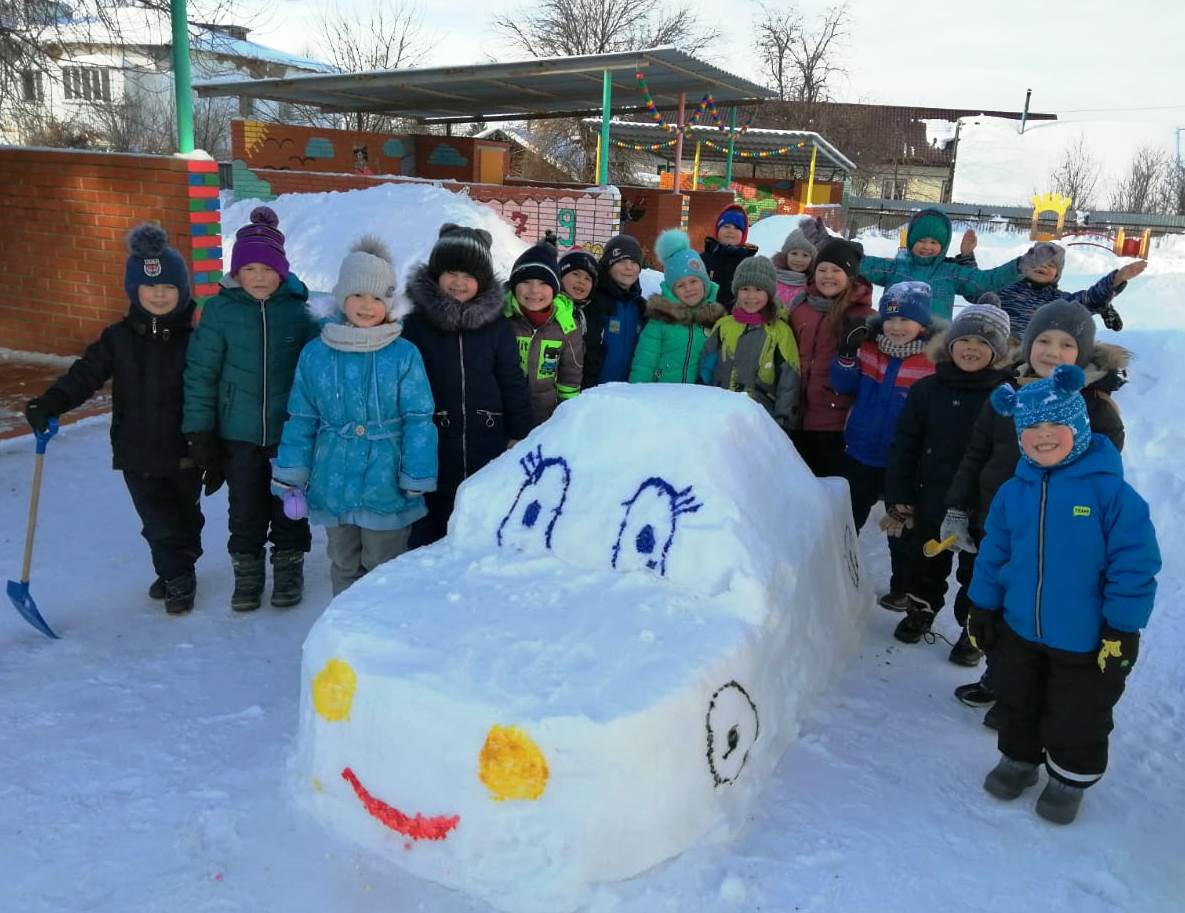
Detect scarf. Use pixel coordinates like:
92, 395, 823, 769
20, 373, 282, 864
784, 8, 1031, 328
802, 293, 834, 315
321, 320, 402, 353
733, 307, 766, 326
776, 268, 808, 288
876, 334, 928, 360
524, 304, 554, 327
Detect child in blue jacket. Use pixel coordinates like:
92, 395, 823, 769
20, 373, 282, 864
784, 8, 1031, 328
273, 237, 438, 595
830, 281, 936, 602
860, 209, 1021, 320
996, 241, 1146, 337
967, 364, 1160, 825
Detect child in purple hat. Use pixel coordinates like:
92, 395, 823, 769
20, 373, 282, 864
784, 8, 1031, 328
183, 206, 320, 612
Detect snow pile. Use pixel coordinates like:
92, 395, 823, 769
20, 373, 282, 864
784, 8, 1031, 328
296, 385, 871, 912
221, 183, 531, 296
2, 211, 1184, 913
951, 115, 1179, 207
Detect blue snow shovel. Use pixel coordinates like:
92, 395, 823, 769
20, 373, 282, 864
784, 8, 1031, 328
7, 418, 60, 639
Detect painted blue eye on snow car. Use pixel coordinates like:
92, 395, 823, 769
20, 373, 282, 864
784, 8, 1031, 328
612, 478, 702, 577
497, 447, 571, 551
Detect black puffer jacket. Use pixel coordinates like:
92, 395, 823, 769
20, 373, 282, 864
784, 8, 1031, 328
885, 334, 1015, 526
701, 237, 758, 311
403, 266, 535, 491
944, 343, 1129, 530
47, 299, 197, 476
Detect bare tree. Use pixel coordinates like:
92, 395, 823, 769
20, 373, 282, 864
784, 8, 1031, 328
306, 0, 432, 134
755, 3, 801, 102
1158, 160, 1185, 216
1110, 145, 1171, 213
1048, 132, 1100, 211
787, 3, 848, 106
494, 0, 711, 58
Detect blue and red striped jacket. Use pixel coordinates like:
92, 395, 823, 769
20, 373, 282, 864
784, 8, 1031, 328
830, 337, 935, 468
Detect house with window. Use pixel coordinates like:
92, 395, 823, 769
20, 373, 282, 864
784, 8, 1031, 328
1, 2, 333, 155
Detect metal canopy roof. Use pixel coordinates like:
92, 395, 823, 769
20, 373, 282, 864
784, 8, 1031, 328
589, 118, 857, 174
193, 47, 775, 124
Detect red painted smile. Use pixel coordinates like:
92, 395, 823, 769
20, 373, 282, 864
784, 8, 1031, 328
341, 767, 460, 841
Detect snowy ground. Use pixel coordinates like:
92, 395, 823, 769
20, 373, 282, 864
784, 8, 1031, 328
3, 226, 1184, 912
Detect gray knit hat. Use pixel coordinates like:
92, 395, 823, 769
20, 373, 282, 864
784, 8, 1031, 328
948, 299, 1011, 361
333, 235, 398, 320
1022, 299, 1095, 367
732, 254, 778, 301
1020, 241, 1066, 281
780, 227, 817, 258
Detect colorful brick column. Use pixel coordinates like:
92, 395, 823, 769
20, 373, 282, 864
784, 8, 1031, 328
186, 159, 223, 301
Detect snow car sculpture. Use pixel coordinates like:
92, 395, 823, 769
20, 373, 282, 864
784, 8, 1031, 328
296, 384, 872, 912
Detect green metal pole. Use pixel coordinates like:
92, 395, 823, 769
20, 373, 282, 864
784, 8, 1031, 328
598, 69, 611, 184
172, 0, 194, 152
725, 107, 737, 185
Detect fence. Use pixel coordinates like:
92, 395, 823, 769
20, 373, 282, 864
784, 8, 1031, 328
845, 196, 1185, 239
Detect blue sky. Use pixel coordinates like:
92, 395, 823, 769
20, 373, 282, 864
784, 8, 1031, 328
256, 0, 1185, 120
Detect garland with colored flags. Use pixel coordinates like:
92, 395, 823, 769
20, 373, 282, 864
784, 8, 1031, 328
701, 139, 810, 159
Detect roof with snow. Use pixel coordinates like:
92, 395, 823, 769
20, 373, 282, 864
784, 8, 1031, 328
47, 7, 333, 73
587, 118, 855, 174
194, 47, 775, 125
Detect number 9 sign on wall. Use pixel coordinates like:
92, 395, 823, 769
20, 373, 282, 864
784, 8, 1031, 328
479, 189, 620, 251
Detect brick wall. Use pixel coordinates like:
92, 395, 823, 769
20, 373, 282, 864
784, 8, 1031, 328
0, 148, 219, 355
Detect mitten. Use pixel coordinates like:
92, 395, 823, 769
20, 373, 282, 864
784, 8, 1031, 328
280, 486, 308, 521
1099, 303, 1123, 332
1097, 624, 1139, 677
25, 389, 69, 434
878, 504, 914, 538
940, 508, 978, 553
837, 320, 871, 360
201, 464, 225, 497
966, 605, 1000, 651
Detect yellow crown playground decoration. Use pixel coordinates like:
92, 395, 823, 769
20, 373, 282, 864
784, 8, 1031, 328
1030, 192, 1074, 241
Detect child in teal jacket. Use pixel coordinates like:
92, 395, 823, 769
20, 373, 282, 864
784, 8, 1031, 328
860, 209, 1021, 320
273, 237, 437, 596
183, 206, 320, 611
629, 230, 725, 384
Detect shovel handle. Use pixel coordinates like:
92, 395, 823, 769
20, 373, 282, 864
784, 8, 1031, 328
923, 534, 959, 558
19, 420, 56, 583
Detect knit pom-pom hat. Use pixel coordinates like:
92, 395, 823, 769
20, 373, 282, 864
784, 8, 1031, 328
230, 206, 289, 279
124, 223, 190, 304
655, 229, 713, 299
332, 235, 403, 321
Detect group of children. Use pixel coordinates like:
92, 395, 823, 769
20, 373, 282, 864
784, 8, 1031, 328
24, 204, 1159, 825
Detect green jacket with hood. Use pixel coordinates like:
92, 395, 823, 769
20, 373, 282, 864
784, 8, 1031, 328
503, 291, 583, 422
183, 272, 320, 446
858, 209, 1021, 320
629, 285, 726, 384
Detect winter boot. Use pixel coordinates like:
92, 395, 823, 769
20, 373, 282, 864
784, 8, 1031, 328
270, 548, 305, 608
948, 629, 983, 667
164, 571, 197, 615
230, 552, 266, 612
955, 677, 996, 707
878, 591, 910, 612
1035, 778, 1085, 825
983, 703, 1003, 731
149, 576, 167, 600
893, 596, 935, 644
984, 756, 1039, 800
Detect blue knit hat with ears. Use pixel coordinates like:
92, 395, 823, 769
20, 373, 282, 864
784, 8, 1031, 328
991, 363, 1092, 465
124, 224, 190, 305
